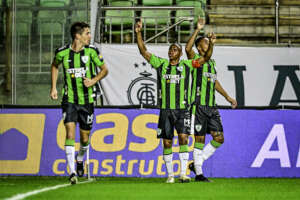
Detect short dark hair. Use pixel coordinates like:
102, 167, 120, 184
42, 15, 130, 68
170, 43, 182, 51
70, 22, 90, 40
195, 36, 206, 48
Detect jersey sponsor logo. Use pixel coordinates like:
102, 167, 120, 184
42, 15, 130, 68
81, 56, 89, 64
99, 54, 104, 62
163, 74, 184, 84
67, 68, 86, 78
203, 72, 217, 82
195, 124, 202, 132
196, 86, 201, 96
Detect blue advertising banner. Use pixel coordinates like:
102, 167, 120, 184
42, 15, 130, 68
0, 108, 299, 177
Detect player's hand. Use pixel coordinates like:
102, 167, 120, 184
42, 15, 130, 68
50, 88, 58, 100
208, 32, 217, 44
135, 20, 142, 33
197, 16, 205, 30
83, 77, 96, 88
226, 96, 237, 109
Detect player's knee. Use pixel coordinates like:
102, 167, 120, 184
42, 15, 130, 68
163, 139, 173, 149
214, 134, 224, 144
178, 134, 188, 145
81, 138, 89, 145
66, 134, 75, 140
195, 136, 205, 143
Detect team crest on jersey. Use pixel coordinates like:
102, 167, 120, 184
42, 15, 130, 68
195, 124, 202, 132
177, 66, 183, 72
81, 56, 89, 64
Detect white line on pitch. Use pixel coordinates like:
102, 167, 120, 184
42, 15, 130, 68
5, 179, 95, 200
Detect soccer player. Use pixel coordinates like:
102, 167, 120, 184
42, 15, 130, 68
185, 17, 237, 182
50, 22, 108, 184
135, 20, 213, 183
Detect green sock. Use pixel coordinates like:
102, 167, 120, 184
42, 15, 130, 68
163, 148, 172, 155
194, 142, 204, 150
179, 145, 189, 153
211, 140, 222, 148
65, 139, 75, 146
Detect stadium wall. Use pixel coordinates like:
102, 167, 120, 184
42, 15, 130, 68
0, 108, 300, 178
97, 44, 300, 106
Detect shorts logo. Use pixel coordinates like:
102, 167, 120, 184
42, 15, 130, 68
87, 114, 94, 124
195, 124, 202, 132
81, 56, 89, 64
184, 118, 190, 127
62, 112, 66, 121
157, 128, 162, 136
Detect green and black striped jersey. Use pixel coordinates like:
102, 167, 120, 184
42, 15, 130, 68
53, 44, 104, 105
150, 54, 194, 110
191, 54, 217, 108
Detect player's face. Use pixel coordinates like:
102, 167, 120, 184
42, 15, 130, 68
78, 28, 91, 46
197, 38, 209, 53
168, 45, 182, 60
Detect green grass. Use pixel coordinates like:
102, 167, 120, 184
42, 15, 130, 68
1, 177, 300, 200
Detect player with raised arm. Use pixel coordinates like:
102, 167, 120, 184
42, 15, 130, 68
185, 17, 237, 182
135, 19, 212, 183
50, 22, 108, 184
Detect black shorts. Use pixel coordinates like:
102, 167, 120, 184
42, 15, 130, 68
62, 102, 94, 130
157, 109, 191, 140
191, 105, 223, 136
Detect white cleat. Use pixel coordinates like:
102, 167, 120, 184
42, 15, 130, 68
179, 175, 191, 183
166, 176, 175, 184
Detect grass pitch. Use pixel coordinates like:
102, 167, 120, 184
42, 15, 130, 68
1, 176, 300, 200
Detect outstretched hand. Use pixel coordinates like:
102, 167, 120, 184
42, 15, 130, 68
208, 32, 217, 44
135, 20, 142, 33
197, 16, 205, 30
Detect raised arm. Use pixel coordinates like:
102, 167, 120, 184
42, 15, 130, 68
215, 80, 237, 108
185, 17, 205, 59
135, 20, 151, 62
191, 32, 216, 68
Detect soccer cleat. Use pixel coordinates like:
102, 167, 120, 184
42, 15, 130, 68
76, 154, 84, 177
188, 162, 196, 175
166, 176, 175, 184
179, 175, 191, 183
69, 173, 78, 185
195, 174, 211, 182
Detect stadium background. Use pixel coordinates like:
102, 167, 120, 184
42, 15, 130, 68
0, 0, 300, 199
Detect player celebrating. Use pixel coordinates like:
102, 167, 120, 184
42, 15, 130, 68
135, 20, 213, 183
185, 17, 237, 182
50, 22, 108, 184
